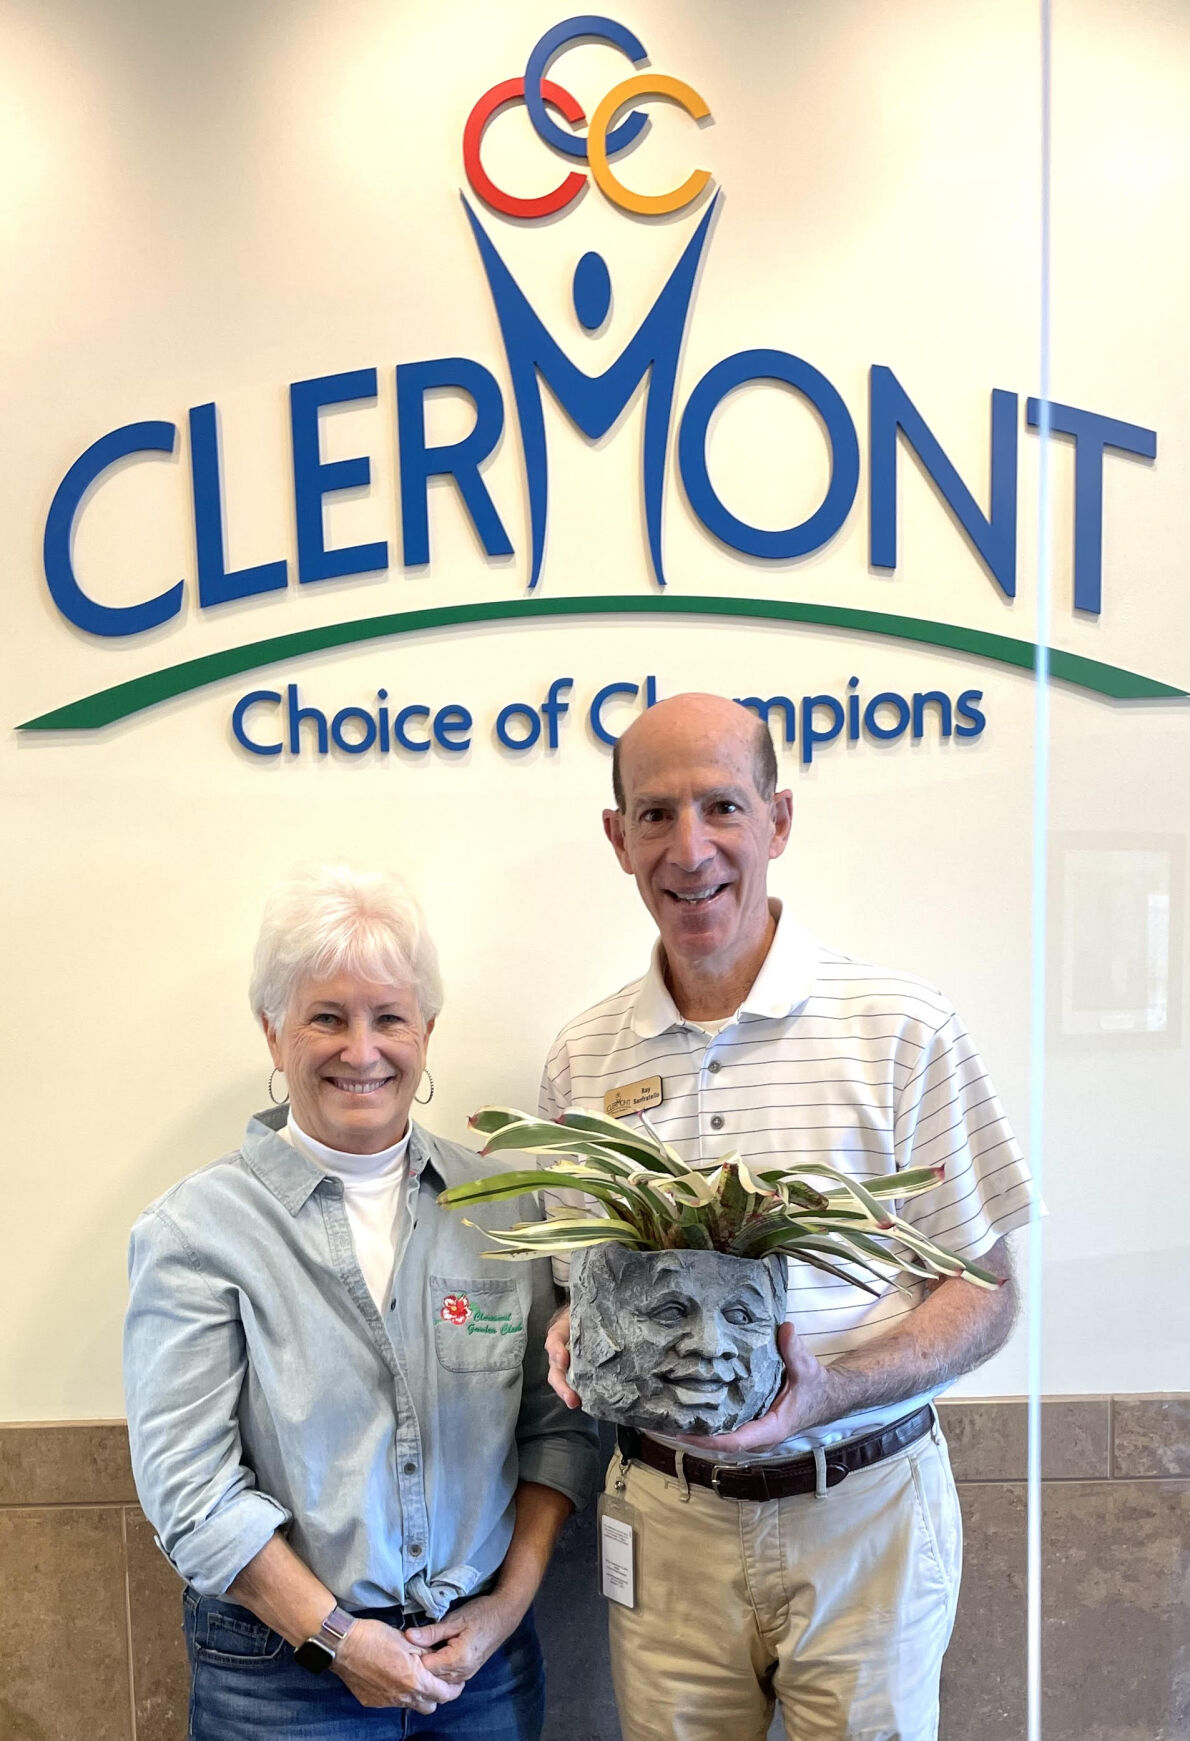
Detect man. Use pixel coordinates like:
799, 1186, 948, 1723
540, 692, 1032, 1741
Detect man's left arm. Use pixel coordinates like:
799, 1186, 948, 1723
688, 999, 1032, 1454
689, 1234, 1017, 1454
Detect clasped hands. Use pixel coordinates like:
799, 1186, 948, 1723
545, 1304, 843, 1452
333, 1590, 521, 1714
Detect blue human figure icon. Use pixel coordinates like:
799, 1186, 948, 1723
573, 251, 613, 332
463, 193, 718, 587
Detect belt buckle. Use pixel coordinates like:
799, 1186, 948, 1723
710, 1458, 753, 1496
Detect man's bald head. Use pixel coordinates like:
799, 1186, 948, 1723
612, 694, 778, 811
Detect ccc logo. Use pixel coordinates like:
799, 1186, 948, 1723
463, 15, 712, 220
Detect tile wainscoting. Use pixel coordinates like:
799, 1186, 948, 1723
1, 1399, 1187, 1741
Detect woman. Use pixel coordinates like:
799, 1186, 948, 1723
124, 863, 597, 1739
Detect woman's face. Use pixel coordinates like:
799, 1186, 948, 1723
263, 972, 433, 1154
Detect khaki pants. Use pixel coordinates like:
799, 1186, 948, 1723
606, 1426, 962, 1741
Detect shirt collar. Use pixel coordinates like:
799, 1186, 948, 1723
243, 1106, 438, 1214
286, 1112, 411, 1181
631, 900, 820, 1038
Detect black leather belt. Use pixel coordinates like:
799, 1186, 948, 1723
615, 1404, 934, 1501
354, 1595, 465, 1631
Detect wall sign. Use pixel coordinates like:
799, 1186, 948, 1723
18, 13, 1185, 739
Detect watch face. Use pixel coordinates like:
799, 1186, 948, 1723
294, 1636, 336, 1675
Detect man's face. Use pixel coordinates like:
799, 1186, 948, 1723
604, 705, 792, 981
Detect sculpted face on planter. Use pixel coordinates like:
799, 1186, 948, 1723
569, 1244, 787, 1436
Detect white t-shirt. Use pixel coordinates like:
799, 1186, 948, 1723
540, 903, 1034, 1457
282, 1115, 410, 1312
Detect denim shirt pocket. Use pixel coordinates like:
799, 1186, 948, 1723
431, 1273, 528, 1373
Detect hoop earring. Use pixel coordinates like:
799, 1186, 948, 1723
413, 1068, 435, 1106
268, 1067, 287, 1106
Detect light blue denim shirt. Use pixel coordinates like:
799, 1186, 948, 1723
124, 1108, 598, 1614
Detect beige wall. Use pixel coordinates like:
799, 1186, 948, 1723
3, 0, 1188, 1424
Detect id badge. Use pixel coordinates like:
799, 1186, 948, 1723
597, 1489, 640, 1609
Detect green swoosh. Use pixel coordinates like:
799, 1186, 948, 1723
16, 595, 1187, 730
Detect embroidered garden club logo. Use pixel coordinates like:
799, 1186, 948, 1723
439, 1291, 524, 1338
18, 12, 1184, 735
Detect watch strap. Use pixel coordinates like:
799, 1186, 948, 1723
295, 1601, 357, 1673
318, 1604, 356, 1646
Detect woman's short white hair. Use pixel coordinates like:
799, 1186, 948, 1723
249, 864, 444, 1029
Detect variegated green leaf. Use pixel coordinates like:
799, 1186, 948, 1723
656, 1170, 720, 1206
465, 1214, 647, 1248
858, 1167, 946, 1200
638, 1111, 694, 1172
780, 1164, 896, 1228
732, 1227, 882, 1295
467, 1106, 529, 1136
886, 1223, 1000, 1288
837, 1228, 939, 1280
439, 1168, 580, 1205
754, 1173, 832, 1211
734, 1158, 780, 1198
478, 1120, 610, 1158
675, 1211, 716, 1250
438, 1169, 638, 1212
555, 1110, 688, 1175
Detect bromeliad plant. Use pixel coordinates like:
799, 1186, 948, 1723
439, 1105, 1000, 1297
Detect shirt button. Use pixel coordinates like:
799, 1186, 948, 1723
403, 1462, 417, 1476
710, 1114, 725, 1131
707, 1060, 721, 1074
389, 1299, 396, 1311
409, 1544, 424, 1559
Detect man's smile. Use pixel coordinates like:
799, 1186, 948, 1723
664, 883, 730, 906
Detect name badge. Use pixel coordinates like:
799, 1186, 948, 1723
603, 1075, 663, 1120
599, 1506, 636, 1608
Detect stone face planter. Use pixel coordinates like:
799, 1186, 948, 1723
568, 1244, 787, 1436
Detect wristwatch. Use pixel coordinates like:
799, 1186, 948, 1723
294, 1603, 357, 1674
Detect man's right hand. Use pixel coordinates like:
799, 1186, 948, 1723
545, 1304, 582, 1409
333, 1618, 463, 1714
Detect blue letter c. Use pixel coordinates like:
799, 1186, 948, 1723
589, 681, 640, 746
43, 422, 183, 637
232, 690, 282, 756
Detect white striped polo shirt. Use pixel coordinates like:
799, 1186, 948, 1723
539, 904, 1033, 1457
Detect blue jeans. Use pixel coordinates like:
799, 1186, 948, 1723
182, 1590, 545, 1740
